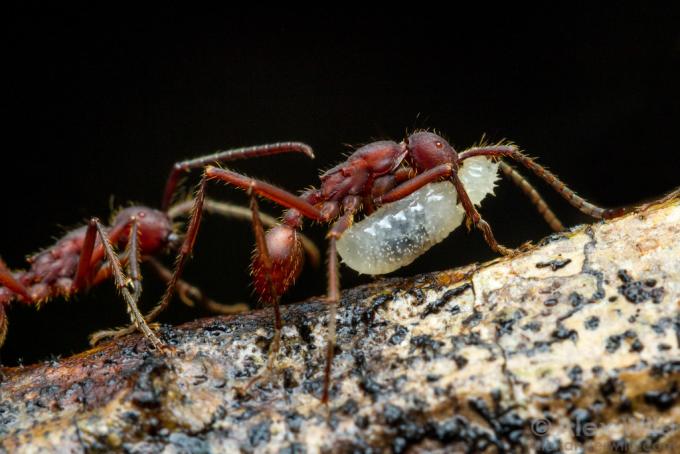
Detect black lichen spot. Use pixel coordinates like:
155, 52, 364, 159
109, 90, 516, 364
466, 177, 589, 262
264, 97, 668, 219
543, 296, 559, 307
617, 270, 665, 304
383, 403, 404, 425
463, 309, 483, 327
282, 368, 299, 389
248, 421, 271, 447
551, 324, 578, 342
599, 377, 620, 405
569, 292, 586, 308
644, 384, 678, 411
410, 335, 444, 359
651, 317, 673, 335
657, 343, 672, 351
522, 321, 542, 332
453, 355, 469, 369
650, 361, 680, 377
359, 375, 385, 400
426, 374, 441, 382
421, 283, 471, 318
389, 325, 409, 345
606, 335, 622, 353
363, 294, 393, 325
296, 319, 314, 345
618, 398, 633, 413
495, 309, 527, 336
585, 316, 600, 330
555, 384, 581, 401
339, 399, 358, 416
568, 366, 583, 383
630, 338, 644, 353
536, 257, 572, 271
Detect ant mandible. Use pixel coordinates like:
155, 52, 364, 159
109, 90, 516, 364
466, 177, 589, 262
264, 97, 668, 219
158, 131, 627, 403
0, 142, 318, 352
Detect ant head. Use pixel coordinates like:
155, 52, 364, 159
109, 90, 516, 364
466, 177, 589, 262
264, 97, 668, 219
405, 131, 458, 171
113, 206, 173, 255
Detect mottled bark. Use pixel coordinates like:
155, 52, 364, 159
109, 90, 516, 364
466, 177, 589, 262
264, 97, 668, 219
1, 195, 679, 453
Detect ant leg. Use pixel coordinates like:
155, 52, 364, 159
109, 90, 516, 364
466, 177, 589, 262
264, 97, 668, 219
145, 257, 248, 315
372, 163, 513, 255
162, 142, 314, 210
499, 162, 565, 232
245, 190, 285, 391
168, 198, 321, 267
459, 145, 626, 219
322, 196, 361, 404
88, 218, 164, 350
0, 258, 31, 302
72, 220, 99, 291
205, 166, 325, 220
136, 177, 208, 330
374, 164, 454, 204
0, 303, 7, 347
451, 173, 514, 256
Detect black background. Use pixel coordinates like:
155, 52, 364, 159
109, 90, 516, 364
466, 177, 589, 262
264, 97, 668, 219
1, 7, 678, 365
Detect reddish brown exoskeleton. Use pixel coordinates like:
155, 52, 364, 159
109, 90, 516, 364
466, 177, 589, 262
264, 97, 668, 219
0, 142, 318, 351
157, 131, 629, 403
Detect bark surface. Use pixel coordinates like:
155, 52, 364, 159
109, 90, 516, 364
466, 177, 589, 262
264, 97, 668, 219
1, 195, 679, 453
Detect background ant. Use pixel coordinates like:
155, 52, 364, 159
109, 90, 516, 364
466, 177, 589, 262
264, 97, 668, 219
0, 143, 318, 354
161, 131, 631, 403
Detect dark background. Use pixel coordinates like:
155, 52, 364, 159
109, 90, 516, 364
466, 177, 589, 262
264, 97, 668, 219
1, 8, 678, 365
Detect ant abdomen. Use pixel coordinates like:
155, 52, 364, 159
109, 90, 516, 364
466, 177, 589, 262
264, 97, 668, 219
251, 225, 304, 303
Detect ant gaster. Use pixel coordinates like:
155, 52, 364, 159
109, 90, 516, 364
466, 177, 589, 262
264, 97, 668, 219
161, 131, 627, 403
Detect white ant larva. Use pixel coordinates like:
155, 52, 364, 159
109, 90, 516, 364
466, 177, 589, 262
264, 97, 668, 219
336, 156, 500, 274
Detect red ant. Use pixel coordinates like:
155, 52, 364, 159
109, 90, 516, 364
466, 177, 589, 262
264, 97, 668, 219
159, 131, 628, 404
0, 142, 318, 352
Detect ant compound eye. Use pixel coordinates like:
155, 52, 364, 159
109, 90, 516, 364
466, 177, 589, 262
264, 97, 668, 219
435, 141, 443, 149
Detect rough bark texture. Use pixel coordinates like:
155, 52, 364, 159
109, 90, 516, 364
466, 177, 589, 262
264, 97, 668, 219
1, 195, 679, 453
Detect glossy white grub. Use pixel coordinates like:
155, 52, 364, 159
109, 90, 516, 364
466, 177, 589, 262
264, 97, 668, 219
337, 157, 500, 274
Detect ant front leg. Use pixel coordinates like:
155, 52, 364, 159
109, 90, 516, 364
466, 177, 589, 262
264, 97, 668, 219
458, 145, 627, 219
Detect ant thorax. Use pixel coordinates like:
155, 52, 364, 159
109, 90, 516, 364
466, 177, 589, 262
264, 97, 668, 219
336, 157, 500, 274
